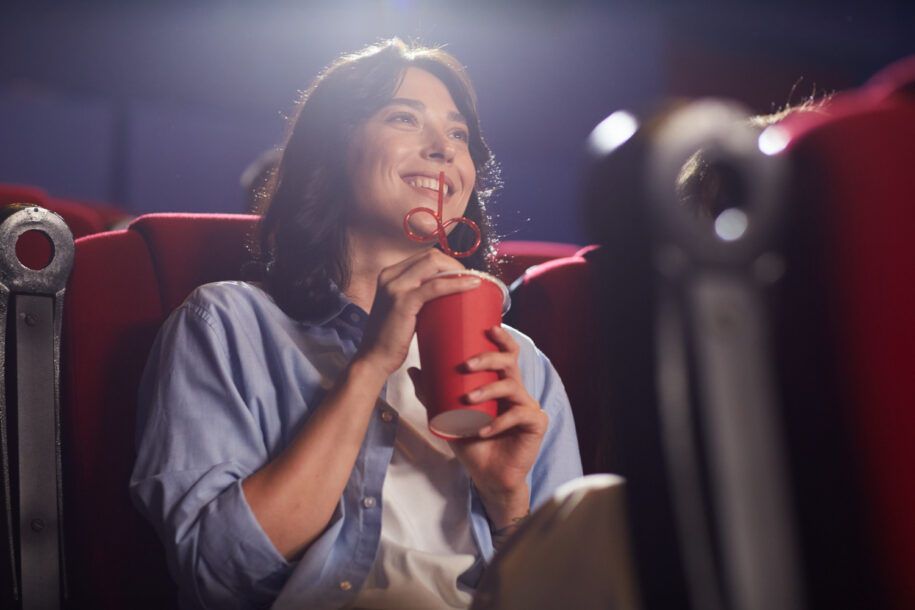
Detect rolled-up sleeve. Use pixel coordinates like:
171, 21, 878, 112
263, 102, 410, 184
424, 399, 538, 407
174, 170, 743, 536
471, 326, 584, 562
130, 300, 291, 608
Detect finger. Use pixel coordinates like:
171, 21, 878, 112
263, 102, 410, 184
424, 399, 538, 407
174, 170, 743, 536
380, 258, 473, 308
379, 273, 479, 319
478, 404, 549, 438
380, 248, 466, 287
486, 325, 520, 356
461, 351, 516, 374
410, 274, 482, 306
465, 377, 528, 406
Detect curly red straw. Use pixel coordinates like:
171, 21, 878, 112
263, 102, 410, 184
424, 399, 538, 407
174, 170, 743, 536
402, 171, 481, 258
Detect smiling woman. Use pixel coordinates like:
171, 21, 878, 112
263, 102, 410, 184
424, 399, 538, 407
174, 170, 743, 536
259, 39, 501, 321
129, 38, 582, 610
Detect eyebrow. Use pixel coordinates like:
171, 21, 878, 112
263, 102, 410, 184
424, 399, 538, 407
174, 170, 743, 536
387, 97, 468, 125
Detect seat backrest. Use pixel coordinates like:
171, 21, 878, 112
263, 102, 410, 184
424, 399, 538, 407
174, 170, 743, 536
864, 55, 915, 102
0, 183, 49, 205
61, 213, 257, 608
494, 240, 581, 286
1, 183, 107, 239
775, 59, 915, 610
504, 246, 607, 472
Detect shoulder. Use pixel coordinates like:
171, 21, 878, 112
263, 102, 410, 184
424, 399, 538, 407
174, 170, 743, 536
176, 281, 279, 327
183, 280, 274, 313
154, 282, 290, 356
145, 282, 296, 393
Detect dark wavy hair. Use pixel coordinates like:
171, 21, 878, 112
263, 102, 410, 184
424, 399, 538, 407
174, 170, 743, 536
256, 38, 501, 320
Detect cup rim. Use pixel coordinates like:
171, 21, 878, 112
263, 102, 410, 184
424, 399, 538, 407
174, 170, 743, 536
429, 269, 510, 313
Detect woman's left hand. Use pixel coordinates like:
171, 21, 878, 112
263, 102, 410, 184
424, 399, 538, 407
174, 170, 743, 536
410, 325, 548, 530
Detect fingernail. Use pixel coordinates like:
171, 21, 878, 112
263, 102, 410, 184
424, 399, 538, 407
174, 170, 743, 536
466, 277, 481, 286
467, 389, 482, 402
465, 356, 479, 370
478, 425, 492, 436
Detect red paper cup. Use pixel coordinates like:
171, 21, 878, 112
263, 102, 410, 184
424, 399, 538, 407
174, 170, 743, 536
416, 270, 511, 439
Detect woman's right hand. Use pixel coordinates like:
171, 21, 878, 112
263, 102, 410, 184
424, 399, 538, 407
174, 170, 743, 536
354, 248, 480, 377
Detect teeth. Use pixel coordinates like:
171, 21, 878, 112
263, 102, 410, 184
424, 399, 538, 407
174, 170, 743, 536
406, 176, 450, 195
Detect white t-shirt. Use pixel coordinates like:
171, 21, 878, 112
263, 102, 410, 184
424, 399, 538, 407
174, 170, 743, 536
352, 336, 478, 609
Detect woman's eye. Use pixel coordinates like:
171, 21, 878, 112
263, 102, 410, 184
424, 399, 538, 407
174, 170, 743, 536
450, 129, 469, 142
389, 113, 418, 126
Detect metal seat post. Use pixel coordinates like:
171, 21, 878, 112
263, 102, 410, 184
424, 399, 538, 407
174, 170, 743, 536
0, 205, 74, 610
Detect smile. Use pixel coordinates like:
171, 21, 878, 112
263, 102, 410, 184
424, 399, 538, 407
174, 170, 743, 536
403, 175, 451, 196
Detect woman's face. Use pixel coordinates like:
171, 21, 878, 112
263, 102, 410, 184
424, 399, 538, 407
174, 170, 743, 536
346, 67, 477, 244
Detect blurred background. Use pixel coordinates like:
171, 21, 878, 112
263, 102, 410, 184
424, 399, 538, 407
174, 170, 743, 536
2, 0, 914, 244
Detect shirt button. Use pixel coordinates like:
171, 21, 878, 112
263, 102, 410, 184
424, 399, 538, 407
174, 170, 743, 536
339, 580, 352, 591
349, 312, 361, 324
363, 496, 377, 509
381, 410, 394, 423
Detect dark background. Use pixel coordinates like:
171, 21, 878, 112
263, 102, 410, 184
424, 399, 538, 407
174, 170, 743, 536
2, 0, 913, 244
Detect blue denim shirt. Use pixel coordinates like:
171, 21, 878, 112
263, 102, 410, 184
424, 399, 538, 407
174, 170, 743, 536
130, 281, 583, 609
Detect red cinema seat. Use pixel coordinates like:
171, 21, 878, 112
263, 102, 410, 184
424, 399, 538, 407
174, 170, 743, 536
864, 55, 915, 102
39, 198, 107, 238
773, 56, 915, 610
67, 198, 133, 230
2, 183, 127, 272
494, 240, 581, 286
0, 183, 106, 239
60, 213, 258, 608
504, 245, 609, 472
0, 183, 49, 205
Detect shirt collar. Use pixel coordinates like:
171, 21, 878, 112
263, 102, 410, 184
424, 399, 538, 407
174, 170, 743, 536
302, 280, 367, 328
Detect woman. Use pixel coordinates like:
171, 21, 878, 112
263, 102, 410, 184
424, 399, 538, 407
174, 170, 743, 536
131, 39, 582, 609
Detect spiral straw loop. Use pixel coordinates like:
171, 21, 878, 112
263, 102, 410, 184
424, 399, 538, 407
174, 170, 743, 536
402, 171, 482, 258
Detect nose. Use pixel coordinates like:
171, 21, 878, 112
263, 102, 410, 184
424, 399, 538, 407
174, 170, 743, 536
421, 125, 455, 163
